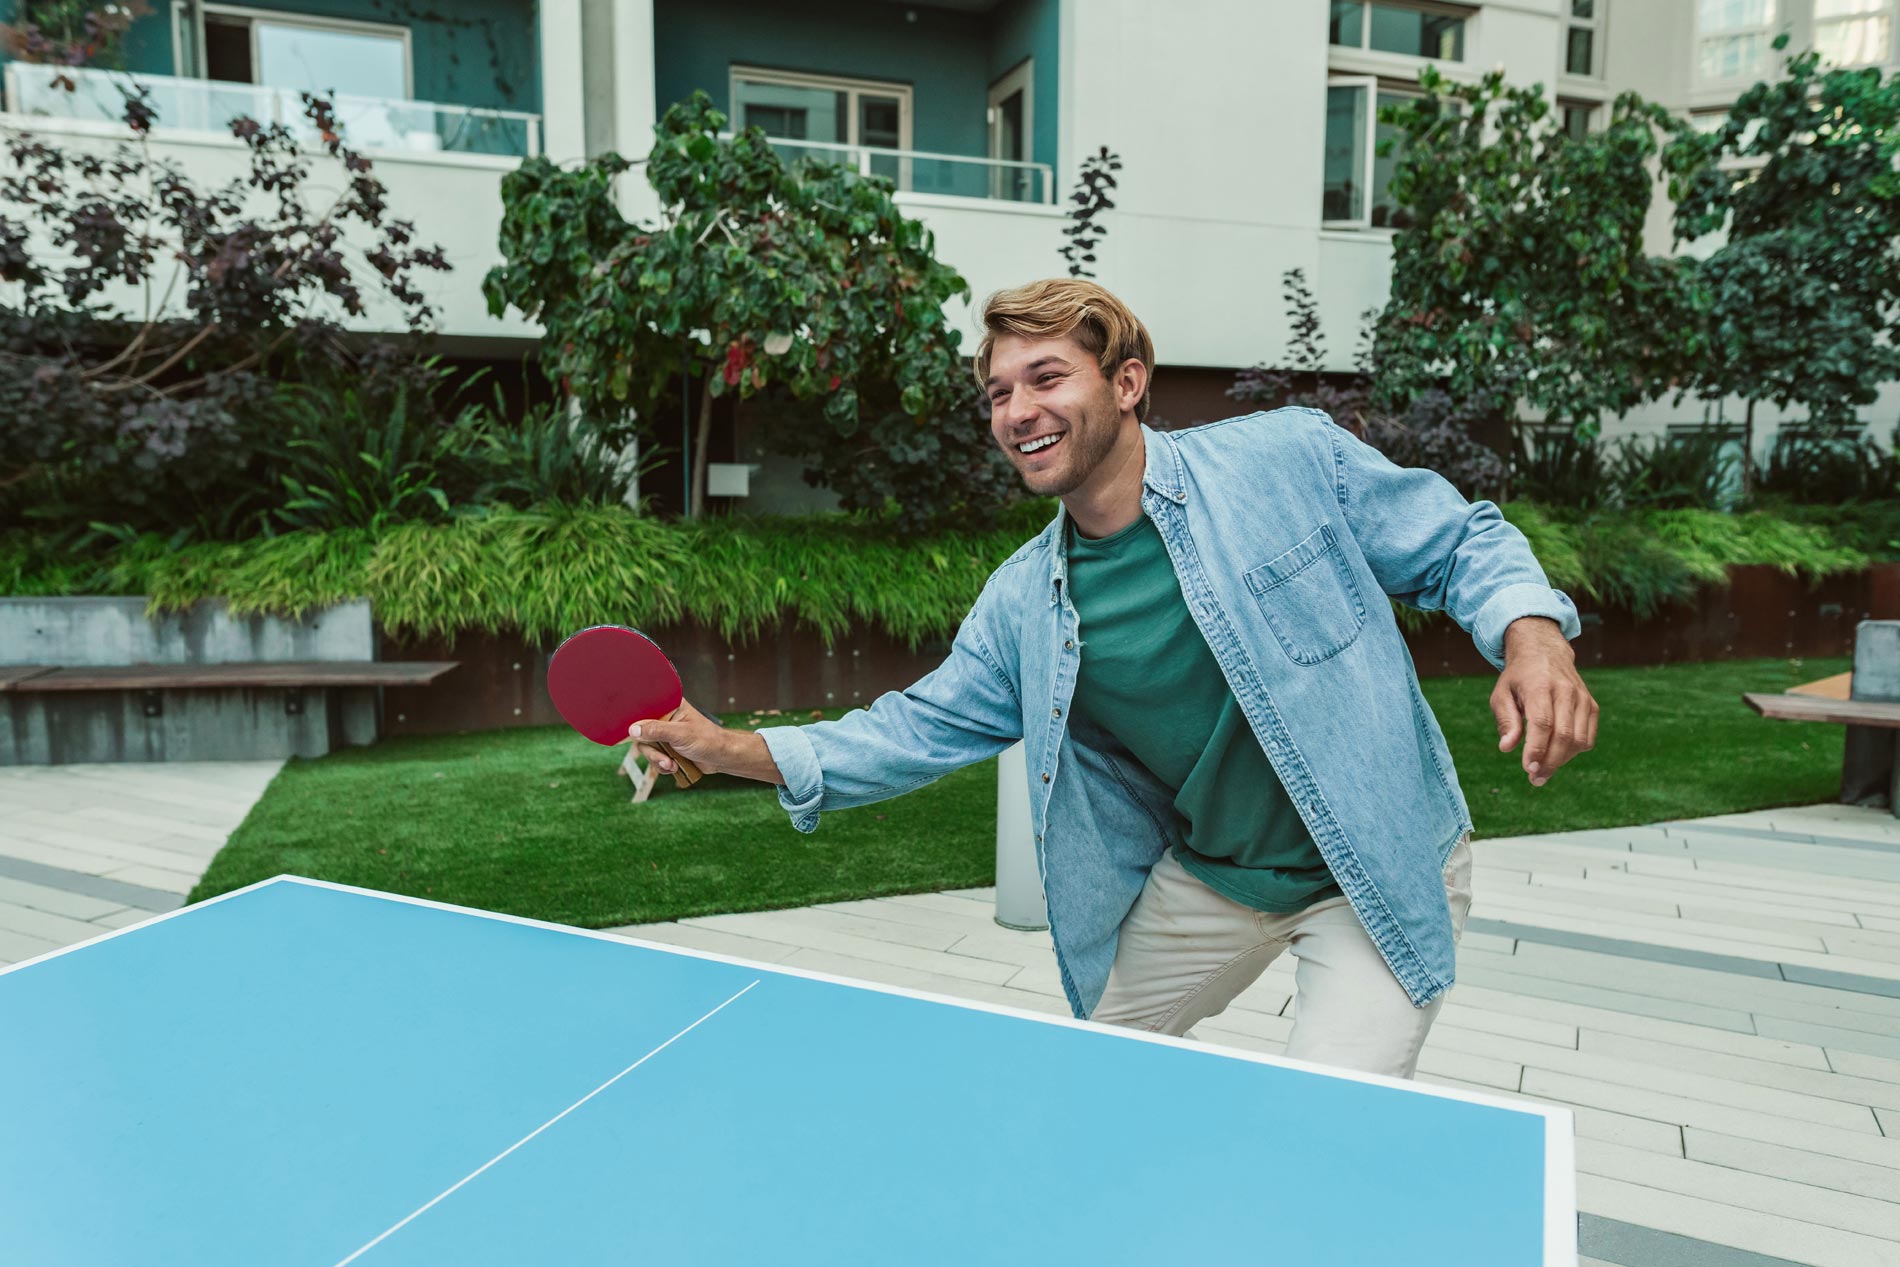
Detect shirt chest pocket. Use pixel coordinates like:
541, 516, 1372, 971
1243, 523, 1368, 666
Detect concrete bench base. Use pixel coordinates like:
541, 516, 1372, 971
1, 684, 380, 765
0, 598, 456, 766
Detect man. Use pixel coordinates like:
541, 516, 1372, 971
629, 278, 1597, 1078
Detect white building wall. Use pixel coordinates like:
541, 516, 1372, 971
0, 115, 534, 341
6, 0, 1895, 445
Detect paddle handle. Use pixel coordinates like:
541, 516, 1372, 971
657, 704, 703, 789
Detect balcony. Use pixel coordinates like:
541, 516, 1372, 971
4, 63, 541, 160
723, 134, 1052, 205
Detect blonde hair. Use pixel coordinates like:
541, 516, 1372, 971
974, 279, 1155, 423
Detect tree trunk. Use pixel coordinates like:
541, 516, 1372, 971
689, 368, 717, 519
1741, 397, 1756, 502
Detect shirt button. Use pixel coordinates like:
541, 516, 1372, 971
1064, 639, 1074, 650
1041, 772, 1051, 783
1052, 707, 1062, 718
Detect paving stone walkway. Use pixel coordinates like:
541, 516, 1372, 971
6, 757, 1900, 1266
0, 760, 281, 963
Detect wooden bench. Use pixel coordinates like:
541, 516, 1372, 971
1744, 691, 1900, 729
0, 660, 458, 764
1746, 619, 1900, 814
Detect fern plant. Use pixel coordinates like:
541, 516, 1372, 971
267, 383, 456, 532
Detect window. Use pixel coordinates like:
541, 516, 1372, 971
1815, 0, 1893, 67
1323, 78, 1422, 229
1561, 102, 1598, 140
198, 7, 409, 102
987, 59, 1035, 202
1328, 2, 1466, 61
1695, 0, 1782, 82
729, 67, 911, 154
1566, 0, 1602, 76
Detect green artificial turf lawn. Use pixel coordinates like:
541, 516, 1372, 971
191, 656, 1848, 925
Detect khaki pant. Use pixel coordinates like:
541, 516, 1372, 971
1090, 836, 1473, 1079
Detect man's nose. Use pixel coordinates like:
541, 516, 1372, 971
997, 391, 1039, 431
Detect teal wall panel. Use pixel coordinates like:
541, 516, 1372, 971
655, 0, 1057, 166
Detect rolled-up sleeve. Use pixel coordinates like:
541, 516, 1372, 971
753, 584, 1025, 834
759, 723, 825, 833
1316, 412, 1582, 670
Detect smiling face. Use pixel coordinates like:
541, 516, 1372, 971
984, 333, 1141, 499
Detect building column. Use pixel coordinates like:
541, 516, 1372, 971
610, 0, 660, 221
537, 0, 587, 162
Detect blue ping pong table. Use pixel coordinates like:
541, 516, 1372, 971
1, 876, 1576, 1266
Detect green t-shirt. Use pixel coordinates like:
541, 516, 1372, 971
1065, 514, 1342, 913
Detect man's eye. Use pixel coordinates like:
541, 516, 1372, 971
990, 393, 1008, 406
1037, 374, 1059, 385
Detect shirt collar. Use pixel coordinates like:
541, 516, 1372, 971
1048, 424, 1184, 604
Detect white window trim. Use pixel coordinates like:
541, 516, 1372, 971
1557, 98, 1602, 140
187, 4, 414, 98
1693, 1, 1789, 87
1323, 74, 1382, 231
1564, 0, 1605, 79
727, 64, 915, 152
1813, 0, 1897, 68
986, 57, 1034, 203
987, 57, 1033, 163
1328, 0, 1473, 63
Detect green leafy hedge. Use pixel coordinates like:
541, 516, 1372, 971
3, 501, 1889, 649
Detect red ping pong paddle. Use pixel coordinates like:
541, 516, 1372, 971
546, 625, 704, 789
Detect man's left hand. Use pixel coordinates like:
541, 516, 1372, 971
1492, 617, 1598, 787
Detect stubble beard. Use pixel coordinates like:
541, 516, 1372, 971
1014, 400, 1123, 498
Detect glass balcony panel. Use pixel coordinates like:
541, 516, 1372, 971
254, 21, 407, 102
4, 64, 537, 158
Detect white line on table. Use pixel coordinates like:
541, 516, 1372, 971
332, 979, 761, 1266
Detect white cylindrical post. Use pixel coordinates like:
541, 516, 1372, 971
995, 741, 1048, 931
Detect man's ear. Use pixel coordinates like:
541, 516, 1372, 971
1115, 357, 1148, 416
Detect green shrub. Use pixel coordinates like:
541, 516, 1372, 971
448, 396, 640, 509
1514, 429, 1609, 510
1607, 426, 1739, 511
267, 382, 458, 532
1754, 430, 1900, 504
5, 500, 1885, 646
1512, 504, 1867, 618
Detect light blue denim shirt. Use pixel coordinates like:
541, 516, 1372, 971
759, 409, 1580, 1018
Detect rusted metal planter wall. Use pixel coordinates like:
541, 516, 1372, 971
379, 563, 1900, 737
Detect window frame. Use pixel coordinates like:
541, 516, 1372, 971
727, 64, 915, 153
1322, 74, 1381, 231
1812, 0, 1896, 68
1565, 0, 1604, 78
986, 57, 1035, 202
189, 3, 415, 99
1328, 0, 1471, 63
1693, 0, 1786, 87
1322, 75, 1431, 233
1559, 99, 1601, 141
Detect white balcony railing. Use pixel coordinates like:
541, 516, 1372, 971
723, 133, 1055, 205
3, 63, 541, 159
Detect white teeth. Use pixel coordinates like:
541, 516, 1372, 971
1019, 434, 1061, 454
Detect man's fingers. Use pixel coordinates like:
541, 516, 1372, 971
1521, 693, 1555, 780
625, 739, 673, 773
628, 722, 680, 773
1492, 686, 1523, 753
1542, 691, 1581, 784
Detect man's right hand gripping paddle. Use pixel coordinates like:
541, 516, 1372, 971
546, 625, 708, 789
